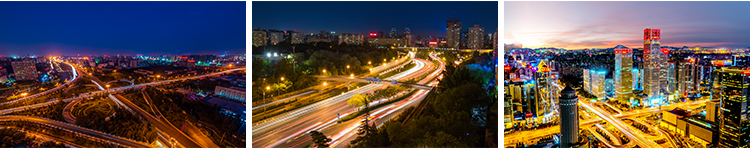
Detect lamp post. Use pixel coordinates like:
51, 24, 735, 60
264, 86, 270, 116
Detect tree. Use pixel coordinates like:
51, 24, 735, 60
309, 131, 331, 148
347, 93, 370, 110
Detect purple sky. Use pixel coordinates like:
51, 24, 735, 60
505, 1, 750, 49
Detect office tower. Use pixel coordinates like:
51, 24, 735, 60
12, 58, 38, 81
677, 59, 697, 98
468, 25, 484, 49
559, 85, 579, 148
615, 48, 633, 104
534, 61, 551, 121
130, 60, 137, 68
446, 18, 462, 49
583, 69, 591, 93
718, 67, 750, 148
402, 28, 411, 35
591, 70, 606, 99
667, 62, 677, 95
252, 29, 267, 47
643, 28, 665, 101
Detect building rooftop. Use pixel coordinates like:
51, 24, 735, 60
204, 97, 245, 115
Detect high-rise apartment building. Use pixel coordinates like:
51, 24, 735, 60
269, 31, 284, 45
468, 25, 484, 49
12, 58, 38, 81
615, 48, 633, 104
559, 85, 579, 148
252, 29, 267, 47
446, 18, 462, 49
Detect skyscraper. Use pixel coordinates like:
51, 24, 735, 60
446, 18, 462, 49
559, 85, 579, 148
591, 70, 606, 99
615, 48, 633, 104
12, 58, 38, 81
718, 67, 750, 148
643, 28, 665, 102
468, 25, 484, 49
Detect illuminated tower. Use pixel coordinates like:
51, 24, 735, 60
559, 85, 579, 148
615, 48, 633, 104
446, 18, 462, 49
643, 28, 664, 103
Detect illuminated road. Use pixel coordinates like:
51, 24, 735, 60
252, 52, 434, 148
266, 53, 444, 148
252, 90, 317, 110
141, 90, 219, 148
0, 115, 154, 148
0, 60, 80, 106
114, 94, 204, 148
579, 101, 660, 148
0, 68, 245, 115
503, 99, 708, 147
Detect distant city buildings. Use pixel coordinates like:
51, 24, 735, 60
12, 58, 38, 81
366, 38, 408, 47
338, 34, 364, 45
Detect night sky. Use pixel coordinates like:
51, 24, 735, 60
505, 1, 750, 49
0, 1, 245, 56
252, 1, 498, 38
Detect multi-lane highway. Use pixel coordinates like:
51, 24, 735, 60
0, 64, 245, 147
0, 115, 154, 148
503, 99, 708, 147
253, 52, 445, 148
252, 52, 439, 148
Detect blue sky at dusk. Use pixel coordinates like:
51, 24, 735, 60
253, 1, 498, 38
505, 1, 750, 49
0, 1, 245, 56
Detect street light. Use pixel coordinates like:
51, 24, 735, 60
280, 77, 284, 81
21, 93, 27, 96
368, 61, 371, 65
346, 65, 350, 69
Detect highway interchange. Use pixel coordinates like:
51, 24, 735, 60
0, 59, 245, 147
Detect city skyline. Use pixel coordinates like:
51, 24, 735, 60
252, 1, 498, 37
0, 1, 246, 56
505, 1, 750, 49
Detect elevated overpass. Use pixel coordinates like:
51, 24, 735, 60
315, 76, 433, 90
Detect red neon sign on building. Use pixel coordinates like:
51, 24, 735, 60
614, 49, 630, 54
429, 41, 438, 45
369, 33, 377, 38
661, 48, 669, 54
